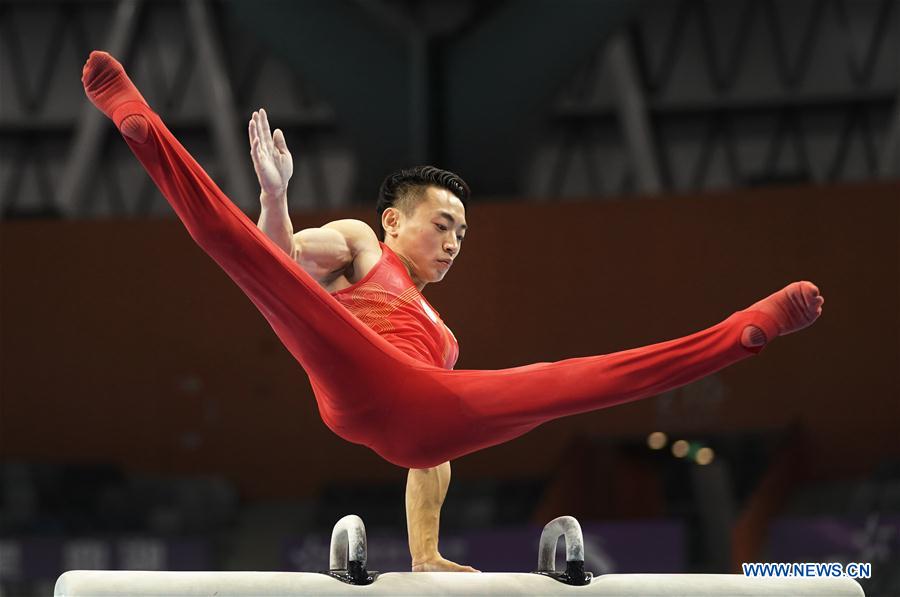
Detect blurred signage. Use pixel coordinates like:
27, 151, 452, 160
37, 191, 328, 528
767, 515, 899, 565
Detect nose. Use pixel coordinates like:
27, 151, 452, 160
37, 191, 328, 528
443, 236, 458, 256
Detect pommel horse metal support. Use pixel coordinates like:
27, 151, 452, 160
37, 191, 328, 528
534, 515, 592, 586
325, 514, 377, 585
54, 514, 866, 596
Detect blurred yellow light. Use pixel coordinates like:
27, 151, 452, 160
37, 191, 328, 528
671, 439, 690, 458
647, 431, 667, 450
695, 447, 715, 465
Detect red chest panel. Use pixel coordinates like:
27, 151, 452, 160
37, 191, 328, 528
331, 243, 459, 369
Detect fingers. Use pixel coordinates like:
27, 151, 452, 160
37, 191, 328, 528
250, 108, 278, 155
249, 114, 263, 159
259, 107, 274, 152
248, 114, 258, 147
250, 137, 262, 167
250, 111, 267, 159
273, 128, 290, 154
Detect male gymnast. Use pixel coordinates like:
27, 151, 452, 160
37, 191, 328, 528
81, 51, 824, 574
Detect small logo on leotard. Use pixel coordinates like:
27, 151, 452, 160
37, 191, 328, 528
419, 299, 439, 323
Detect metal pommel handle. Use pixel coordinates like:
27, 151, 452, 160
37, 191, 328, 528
329, 514, 368, 571
535, 516, 591, 586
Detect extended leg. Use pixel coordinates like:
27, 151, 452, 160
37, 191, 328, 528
81, 51, 409, 435
380, 284, 822, 468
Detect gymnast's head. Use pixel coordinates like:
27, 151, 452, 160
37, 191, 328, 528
376, 166, 470, 284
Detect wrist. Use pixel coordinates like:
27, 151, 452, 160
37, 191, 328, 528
409, 537, 439, 561
411, 551, 441, 567
260, 188, 287, 206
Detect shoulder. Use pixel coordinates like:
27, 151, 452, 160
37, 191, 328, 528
321, 219, 380, 255
321, 220, 382, 287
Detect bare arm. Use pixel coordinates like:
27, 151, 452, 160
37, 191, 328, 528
249, 110, 375, 276
257, 190, 293, 255
258, 212, 373, 286
292, 220, 370, 280
406, 462, 478, 572
250, 108, 295, 255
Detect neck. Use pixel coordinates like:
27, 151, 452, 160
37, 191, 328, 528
386, 241, 427, 291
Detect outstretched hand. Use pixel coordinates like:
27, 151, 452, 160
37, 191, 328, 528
249, 108, 293, 198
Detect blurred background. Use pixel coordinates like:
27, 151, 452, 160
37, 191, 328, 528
1, 0, 898, 595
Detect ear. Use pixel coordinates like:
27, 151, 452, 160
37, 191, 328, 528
381, 207, 402, 238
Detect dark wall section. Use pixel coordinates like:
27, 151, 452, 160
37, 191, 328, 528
2, 182, 897, 497
225, 0, 636, 195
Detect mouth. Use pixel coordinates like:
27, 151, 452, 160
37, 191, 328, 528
437, 259, 452, 268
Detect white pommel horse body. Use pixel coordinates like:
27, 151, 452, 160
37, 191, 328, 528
54, 515, 866, 597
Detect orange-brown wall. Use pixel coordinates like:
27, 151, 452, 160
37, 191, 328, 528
2, 182, 898, 497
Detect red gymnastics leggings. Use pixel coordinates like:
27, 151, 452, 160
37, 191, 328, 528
83, 52, 781, 469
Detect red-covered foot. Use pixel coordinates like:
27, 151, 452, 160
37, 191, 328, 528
82, 51, 149, 142
741, 281, 824, 348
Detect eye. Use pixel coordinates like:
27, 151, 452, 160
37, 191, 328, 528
435, 223, 448, 232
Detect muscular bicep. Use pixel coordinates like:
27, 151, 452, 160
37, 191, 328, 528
292, 219, 378, 281
292, 226, 352, 280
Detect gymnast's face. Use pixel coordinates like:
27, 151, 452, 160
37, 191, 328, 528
382, 186, 467, 290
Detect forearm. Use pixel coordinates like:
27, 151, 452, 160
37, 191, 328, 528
406, 461, 451, 565
256, 191, 293, 255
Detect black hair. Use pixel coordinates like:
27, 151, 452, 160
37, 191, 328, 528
375, 165, 470, 241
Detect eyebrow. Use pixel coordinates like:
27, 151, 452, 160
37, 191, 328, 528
437, 211, 467, 230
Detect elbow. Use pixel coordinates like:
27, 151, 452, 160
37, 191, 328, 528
290, 237, 304, 261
